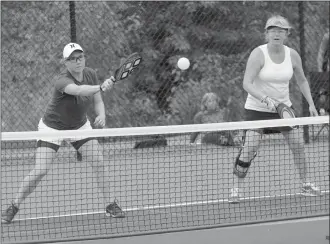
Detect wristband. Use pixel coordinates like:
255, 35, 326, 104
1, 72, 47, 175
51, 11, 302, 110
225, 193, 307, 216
260, 95, 268, 103
100, 85, 104, 92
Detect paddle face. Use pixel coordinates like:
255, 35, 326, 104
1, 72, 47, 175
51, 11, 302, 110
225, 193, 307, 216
276, 103, 296, 118
114, 53, 142, 82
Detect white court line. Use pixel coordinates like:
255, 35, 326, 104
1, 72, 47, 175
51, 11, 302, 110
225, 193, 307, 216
15, 190, 329, 222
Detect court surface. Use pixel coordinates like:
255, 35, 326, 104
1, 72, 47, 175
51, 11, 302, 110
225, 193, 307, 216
57, 216, 329, 244
1, 132, 329, 243
2, 194, 329, 243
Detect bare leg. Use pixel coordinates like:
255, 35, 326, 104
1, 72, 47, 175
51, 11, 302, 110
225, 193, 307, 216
14, 147, 56, 208
232, 130, 262, 189
281, 128, 308, 183
79, 140, 114, 204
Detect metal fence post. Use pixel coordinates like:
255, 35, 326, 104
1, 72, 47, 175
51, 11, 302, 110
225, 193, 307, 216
298, 1, 310, 143
69, 1, 76, 43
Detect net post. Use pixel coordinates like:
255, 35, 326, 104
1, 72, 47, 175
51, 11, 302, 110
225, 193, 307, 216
298, 1, 310, 143
69, 1, 76, 43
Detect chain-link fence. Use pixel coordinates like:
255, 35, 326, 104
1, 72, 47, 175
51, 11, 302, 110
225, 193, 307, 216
1, 1, 329, 132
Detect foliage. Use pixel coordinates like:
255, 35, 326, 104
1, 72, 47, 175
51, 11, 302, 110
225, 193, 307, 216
1, 1, 329, 131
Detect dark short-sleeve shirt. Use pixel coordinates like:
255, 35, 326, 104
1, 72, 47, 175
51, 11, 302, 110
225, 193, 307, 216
42, 67, 99, 130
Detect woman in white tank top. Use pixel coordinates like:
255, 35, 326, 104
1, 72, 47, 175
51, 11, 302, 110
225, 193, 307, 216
229, 15, 321, 203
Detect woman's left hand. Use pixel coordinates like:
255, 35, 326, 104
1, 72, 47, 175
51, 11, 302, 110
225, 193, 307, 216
309, 106, 319, 117
94, 115, 106, 128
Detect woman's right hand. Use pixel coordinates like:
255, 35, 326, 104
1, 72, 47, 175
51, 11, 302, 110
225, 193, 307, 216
261, 96, 277, 112
100, 76, 115, 92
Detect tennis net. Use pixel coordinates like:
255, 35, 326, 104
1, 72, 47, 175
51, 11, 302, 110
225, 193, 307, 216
1, 116, 329, 243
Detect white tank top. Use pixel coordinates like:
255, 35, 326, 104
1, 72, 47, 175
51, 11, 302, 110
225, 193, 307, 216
244, 44, 294, 112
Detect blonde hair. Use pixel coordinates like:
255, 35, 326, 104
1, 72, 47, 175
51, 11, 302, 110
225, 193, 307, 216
201, 92, 219, 111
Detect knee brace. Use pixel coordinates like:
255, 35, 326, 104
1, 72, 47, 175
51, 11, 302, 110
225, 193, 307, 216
233, 151, 257, 178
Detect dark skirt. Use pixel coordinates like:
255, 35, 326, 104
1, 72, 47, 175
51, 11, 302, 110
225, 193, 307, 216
244, 109, 295, 133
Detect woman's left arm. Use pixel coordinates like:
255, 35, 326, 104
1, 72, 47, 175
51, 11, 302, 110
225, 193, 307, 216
93, 92, 106, 128
291, 49, 318, 116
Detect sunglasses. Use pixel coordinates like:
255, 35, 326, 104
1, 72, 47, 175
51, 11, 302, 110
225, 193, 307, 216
267, 29, 287, 34
66, 54, 85, 63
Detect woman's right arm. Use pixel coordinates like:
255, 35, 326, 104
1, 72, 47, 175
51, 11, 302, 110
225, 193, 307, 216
242, 48, 265, 101
64, 77, 114, 96
64, 84, 101, 96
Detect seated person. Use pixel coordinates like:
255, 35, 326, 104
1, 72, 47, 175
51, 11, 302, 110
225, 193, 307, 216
190, 92, 241, 146
318, 88, 329, 115
317, 31, 329, 72
316, 31, 329, 115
